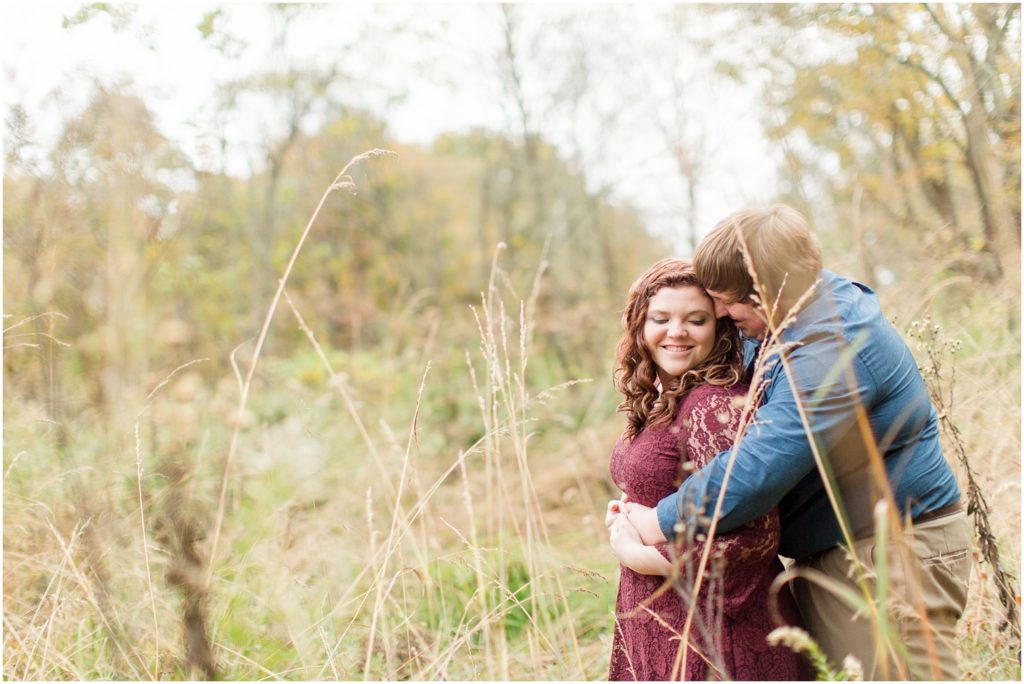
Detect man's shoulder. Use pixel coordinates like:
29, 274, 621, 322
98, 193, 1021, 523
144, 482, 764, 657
792, 270, 882, 338
782, 270, 914, 392
817, 270, 876, 309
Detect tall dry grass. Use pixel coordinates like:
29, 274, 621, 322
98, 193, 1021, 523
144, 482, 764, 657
3, 153, 616, 680
2, 154, 1019, 681
661, 237, 1021, 680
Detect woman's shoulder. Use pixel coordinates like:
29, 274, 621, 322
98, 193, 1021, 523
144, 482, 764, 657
674, 383, 746, 424
684, 382, 747, 407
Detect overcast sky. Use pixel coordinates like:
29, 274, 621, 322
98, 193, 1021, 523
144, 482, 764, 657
3, 3, 782, 249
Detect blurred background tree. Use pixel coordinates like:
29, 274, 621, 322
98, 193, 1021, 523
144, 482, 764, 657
3, 3, 1019, 680
717, 4, 1020, 295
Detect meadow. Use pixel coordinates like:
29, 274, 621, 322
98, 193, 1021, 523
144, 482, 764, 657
4, 150, 1020, 680
4, 4, 1021, 680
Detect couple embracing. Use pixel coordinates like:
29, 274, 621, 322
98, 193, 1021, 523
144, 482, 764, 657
604, 205, 970, 681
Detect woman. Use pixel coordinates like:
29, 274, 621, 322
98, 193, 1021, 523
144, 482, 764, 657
606, 258, 805, 681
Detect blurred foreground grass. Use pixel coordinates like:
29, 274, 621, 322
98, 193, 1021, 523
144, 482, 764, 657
3, 264, 1020, 680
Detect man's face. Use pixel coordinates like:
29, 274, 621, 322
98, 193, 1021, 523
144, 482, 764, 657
706, 288, 768, 340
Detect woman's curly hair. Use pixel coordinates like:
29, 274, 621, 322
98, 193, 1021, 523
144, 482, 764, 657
613, 257, 743, 440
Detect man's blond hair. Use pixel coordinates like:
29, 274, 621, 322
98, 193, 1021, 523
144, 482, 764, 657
693, 204, 822, 313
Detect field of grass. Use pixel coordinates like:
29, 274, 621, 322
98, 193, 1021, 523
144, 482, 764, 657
4, 264, 1020, 680
3, 176, 1020, 680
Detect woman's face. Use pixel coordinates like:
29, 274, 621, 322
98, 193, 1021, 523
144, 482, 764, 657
642, 285, 717, 385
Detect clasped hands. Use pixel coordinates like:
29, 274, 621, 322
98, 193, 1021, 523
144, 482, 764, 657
606, 494, 671, 576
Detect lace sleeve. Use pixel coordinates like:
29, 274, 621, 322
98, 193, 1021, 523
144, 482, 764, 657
683, 387, 741, 470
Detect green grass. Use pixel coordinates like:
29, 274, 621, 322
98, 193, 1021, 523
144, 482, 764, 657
4, 259, 1019, 680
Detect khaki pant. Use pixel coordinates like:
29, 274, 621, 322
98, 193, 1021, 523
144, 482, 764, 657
792, 511, 971, 680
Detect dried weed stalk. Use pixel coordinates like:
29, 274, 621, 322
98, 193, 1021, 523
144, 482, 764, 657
907, 317, 1020, 645
205, 149, 397, 585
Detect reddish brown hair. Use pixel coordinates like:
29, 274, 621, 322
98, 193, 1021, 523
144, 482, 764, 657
613, 257, 743, 440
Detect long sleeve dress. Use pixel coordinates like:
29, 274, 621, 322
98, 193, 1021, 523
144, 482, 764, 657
608, 383, 806, 681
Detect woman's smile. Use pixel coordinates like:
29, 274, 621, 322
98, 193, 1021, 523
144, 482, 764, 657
642, 285, 717, 385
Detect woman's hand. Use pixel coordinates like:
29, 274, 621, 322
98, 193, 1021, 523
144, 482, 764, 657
608, 514, 643, 563
609, 515, 672, 576
623, 501, 668, 545
604, 493, 629, 528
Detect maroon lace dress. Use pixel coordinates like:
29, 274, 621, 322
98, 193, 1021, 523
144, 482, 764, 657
608, 384, 806, 681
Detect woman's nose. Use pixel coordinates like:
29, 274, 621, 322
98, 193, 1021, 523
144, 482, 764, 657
668, 322, 688, 338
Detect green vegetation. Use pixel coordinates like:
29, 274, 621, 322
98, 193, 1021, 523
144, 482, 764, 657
4, 3, 1019, 680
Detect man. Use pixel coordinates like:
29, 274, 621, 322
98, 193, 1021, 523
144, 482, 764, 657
625, 204, 970, 680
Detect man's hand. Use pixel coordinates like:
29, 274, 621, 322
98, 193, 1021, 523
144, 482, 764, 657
609, 514, 672, 576
623, 501, 667, 545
